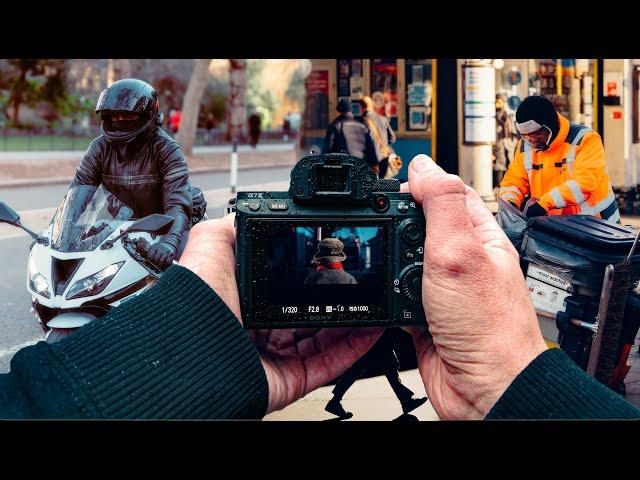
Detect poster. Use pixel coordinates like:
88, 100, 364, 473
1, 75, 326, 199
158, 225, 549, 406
370, 59, 398, 121
351, 59, 362, 77
463, 64, 496, 144
464, 117, 496, 143
408, 83, 426, 106
304, 70, 329, 130
350, 76, 364, 100
409, 106, 427, 129
338, 77, 350, 97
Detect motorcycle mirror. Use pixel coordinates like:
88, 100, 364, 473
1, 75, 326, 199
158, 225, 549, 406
0, 202, 20, 224
129, 214, 174, 235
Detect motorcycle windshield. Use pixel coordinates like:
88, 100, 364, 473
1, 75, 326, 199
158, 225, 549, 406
50, 185, 134, 253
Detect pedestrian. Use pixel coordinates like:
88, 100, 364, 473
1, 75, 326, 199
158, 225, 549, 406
493, 93, 517, 193
498, 95, 620, 223
325, 328, 427, 419
321, 98, 377, 167
248, 112, 262, 148
283, 113, 292, 142
205, 112, 216, 145
303, 238, 358, 286
169, 108, 182, 135
359, 96, 397, 178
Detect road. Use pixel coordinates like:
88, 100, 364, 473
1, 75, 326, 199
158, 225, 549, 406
0, 167, 292, 373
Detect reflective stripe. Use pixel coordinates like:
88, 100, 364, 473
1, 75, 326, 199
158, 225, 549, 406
591, 189, 617, 214
499, 186, 520, 195
565, 179, 585, 204
578, 202, 595, 215
523, 143, 533, 184
549, 187, 566, 208
605, 209, 622, 224
500, 193, 519, 202
566, 128, 591, 174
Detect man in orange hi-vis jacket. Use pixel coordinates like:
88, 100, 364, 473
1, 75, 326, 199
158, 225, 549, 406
498, 95, 620, 223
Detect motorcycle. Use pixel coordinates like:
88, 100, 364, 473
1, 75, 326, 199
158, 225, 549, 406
0, 185, 185, 343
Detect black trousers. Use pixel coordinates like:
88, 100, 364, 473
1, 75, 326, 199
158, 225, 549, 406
331, 331, 414, 403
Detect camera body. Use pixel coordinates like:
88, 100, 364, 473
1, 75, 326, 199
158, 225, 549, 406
233, 153, 426, 329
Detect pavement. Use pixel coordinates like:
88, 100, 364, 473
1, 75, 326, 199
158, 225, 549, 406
0, 143, 297, 186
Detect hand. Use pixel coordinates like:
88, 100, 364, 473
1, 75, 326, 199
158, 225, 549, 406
178, 215, 383, 414
147, 240, 177, 270
524, 202, 548, 218
403, 154, 547, 420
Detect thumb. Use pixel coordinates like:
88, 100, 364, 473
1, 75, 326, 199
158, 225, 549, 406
407, 155, 479, 254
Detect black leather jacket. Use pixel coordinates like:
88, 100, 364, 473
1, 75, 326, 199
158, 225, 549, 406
70, 127, 192, 250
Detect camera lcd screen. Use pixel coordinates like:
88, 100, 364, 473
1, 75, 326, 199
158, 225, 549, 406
247, 219, 390, 325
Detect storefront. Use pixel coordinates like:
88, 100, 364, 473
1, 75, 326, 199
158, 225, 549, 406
300, 59, 437, 181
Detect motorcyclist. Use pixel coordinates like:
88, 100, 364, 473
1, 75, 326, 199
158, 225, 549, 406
70, 78, 193, 270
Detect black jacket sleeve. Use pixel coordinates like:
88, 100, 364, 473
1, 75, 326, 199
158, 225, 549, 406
157, 139, 193, 250
486, 348, 640, 419
322, 123, 337, 154
0, 265, 269, 419
70, 140, 102, 187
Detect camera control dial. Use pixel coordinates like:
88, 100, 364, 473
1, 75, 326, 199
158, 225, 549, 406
399, 265, 422, 303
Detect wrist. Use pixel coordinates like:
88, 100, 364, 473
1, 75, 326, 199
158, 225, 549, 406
474, 329, 548, 417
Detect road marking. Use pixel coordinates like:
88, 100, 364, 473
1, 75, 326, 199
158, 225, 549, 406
0, 338, 41, 361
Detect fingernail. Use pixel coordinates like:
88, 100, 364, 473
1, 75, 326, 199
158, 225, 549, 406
412, 154, 431, 172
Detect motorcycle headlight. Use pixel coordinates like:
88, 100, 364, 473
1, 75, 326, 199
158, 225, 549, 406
30, 273, 51, 298
66, 262, 124, 300
28, 256, 51, 298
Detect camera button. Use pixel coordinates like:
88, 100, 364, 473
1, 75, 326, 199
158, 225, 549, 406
403, 249, 416, 261
402, 222, 423, 245
397, 202, 409, 213
268, 201, 288, 211
248, 201, 261, 211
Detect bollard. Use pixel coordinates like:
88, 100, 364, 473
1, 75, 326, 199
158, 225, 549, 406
230, 139, 238, 193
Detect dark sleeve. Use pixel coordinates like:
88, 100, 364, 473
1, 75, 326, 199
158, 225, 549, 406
322, 124, 336, 154
486, 348, 640, 419
0, 265, 269, 419
158, 140, 193, 249
70, 140, 102, 187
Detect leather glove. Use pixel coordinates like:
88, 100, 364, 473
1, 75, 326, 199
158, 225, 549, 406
146, 241, 177, 270
524, 202, 548, 219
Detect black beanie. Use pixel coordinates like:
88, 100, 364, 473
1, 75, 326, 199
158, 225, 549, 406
515, 95, 560, 142
337, 98, 352, 114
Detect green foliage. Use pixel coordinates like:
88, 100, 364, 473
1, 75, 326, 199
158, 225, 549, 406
1, 59, 70, 126
246, 60, 280, 130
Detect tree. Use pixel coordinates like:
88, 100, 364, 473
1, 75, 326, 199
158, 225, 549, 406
176, 59, 212, 156
226, 59, 247, 142
3, 59, 69, 126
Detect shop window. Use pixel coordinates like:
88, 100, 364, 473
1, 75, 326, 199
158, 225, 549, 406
337, 59, 365, 115
303, 69, 330, 131
528, 59, 595, 128
370, 59, 399, 130
404, 59, 433, 133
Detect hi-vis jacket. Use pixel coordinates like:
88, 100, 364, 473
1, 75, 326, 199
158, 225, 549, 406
498, 113, 620, 223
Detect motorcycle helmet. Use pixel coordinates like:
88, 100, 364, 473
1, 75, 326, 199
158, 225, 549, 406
96, 78, 164, 146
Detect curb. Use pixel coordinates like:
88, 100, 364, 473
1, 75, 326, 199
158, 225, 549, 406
0, 161, 296, 189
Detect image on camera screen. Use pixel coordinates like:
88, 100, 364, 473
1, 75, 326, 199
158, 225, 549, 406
259, 222, 389, 322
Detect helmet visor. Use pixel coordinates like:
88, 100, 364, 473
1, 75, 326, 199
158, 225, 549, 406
96, 86, 155, 114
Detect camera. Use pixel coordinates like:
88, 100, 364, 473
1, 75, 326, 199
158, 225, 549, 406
231, 153, 426, 329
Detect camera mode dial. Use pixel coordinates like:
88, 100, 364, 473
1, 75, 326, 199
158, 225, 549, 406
399, 265, 422, 303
